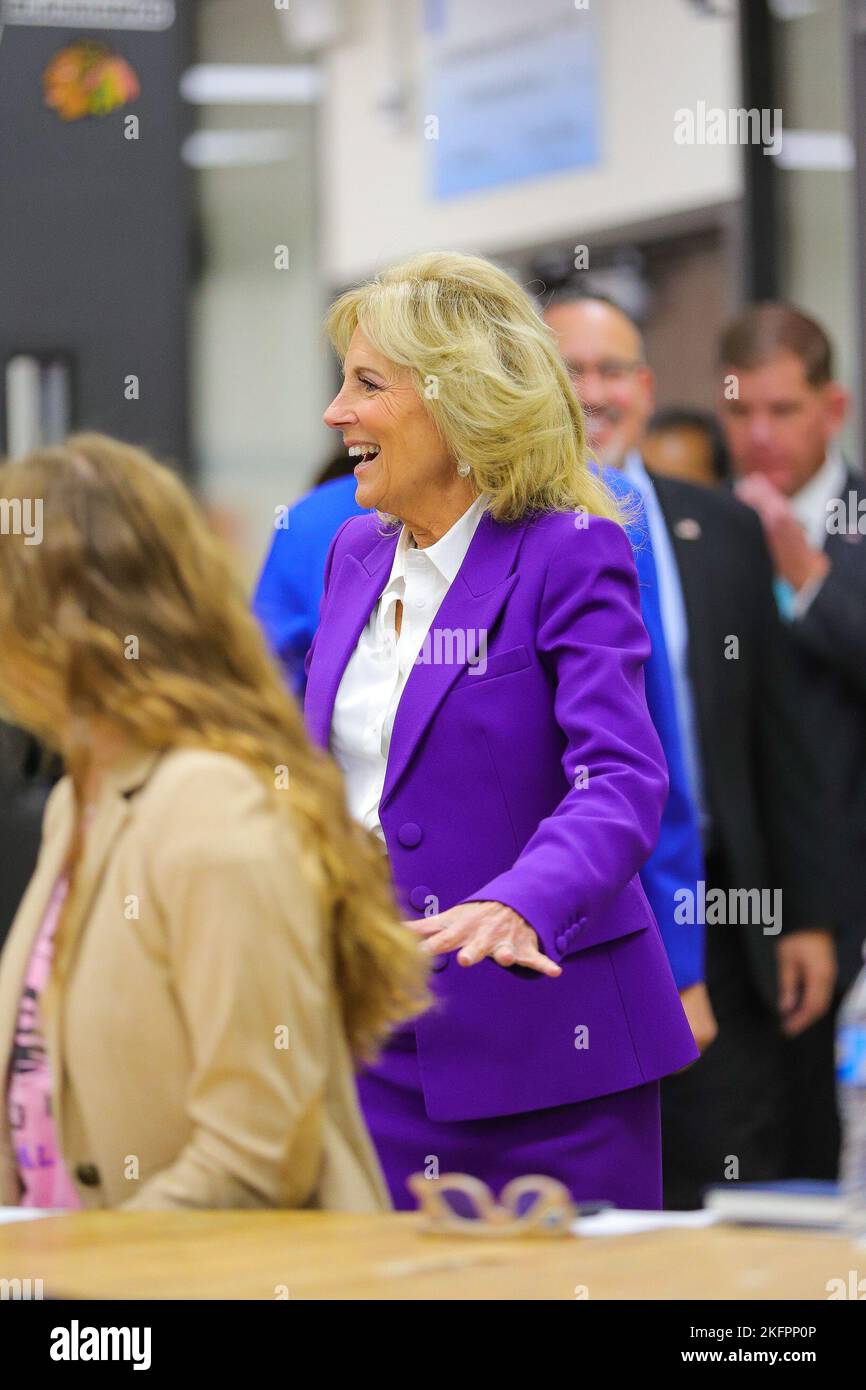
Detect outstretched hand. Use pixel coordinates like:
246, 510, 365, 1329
408, 900, 562, 978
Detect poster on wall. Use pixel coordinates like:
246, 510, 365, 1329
0, 0, 174, 28
422, 0, 601, 200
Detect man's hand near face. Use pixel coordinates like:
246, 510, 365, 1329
734, 473, 831, 594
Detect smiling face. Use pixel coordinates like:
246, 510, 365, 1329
323, 328, 456, 521
543, 299, 655, 468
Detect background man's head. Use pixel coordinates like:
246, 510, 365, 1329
644, 407, 730, 488
542, 293, 655, 468
717, 304, 847, 497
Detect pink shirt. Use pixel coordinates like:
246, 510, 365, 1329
6, 876, 82, 1209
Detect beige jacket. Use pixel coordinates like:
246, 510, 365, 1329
0, 745, 390, 1211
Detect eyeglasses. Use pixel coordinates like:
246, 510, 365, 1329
565, 360, 643, 385
406, 1171, 577, 1237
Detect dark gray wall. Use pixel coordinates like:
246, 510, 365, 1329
0, 12, 193, 471
851, 0, 866, 466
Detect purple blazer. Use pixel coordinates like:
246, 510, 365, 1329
304, 507, 699, 1122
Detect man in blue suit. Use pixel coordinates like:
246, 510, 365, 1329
603, 468, 708, 1005
253, 465, 710, 1040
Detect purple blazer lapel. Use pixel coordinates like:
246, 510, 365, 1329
305, 511, 529, 805
304, 529, 398, 748
379, 513, 526, 813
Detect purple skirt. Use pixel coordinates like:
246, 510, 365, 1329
357, 1025, 663, 1212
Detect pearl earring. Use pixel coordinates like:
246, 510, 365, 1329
456, 460, 471, 477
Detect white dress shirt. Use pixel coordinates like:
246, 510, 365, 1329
331, 494, 488, 842
786, 447, 847, 619
790, 445, 847, 551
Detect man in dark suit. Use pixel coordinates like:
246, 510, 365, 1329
543, 291, 835, 1207
0, 723, 55, 953
718, 303, 866, 1178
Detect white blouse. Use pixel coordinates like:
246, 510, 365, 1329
331, 494, 488, 841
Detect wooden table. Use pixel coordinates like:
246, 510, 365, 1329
0, 1211, 856, 1299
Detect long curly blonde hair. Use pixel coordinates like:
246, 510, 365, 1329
326, 249, 625, 526
0, 433, 429, 1060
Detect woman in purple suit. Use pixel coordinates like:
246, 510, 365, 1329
304, 251, 699, 1211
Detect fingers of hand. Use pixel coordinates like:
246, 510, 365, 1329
407, 904, 560, 977
406, 912, 452, 937
407, 905, 484, 950
458, 924, 562, 977
778, 958, 800, 1014
456, 920, 509, 966
799, 972, 833, 1023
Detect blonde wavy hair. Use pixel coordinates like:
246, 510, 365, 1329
0, 433, 429, 1061
326, 249, 625, 526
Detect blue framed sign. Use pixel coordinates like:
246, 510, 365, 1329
423, 0, 601, 199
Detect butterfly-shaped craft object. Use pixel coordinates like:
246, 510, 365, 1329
406, 1171, 576, 1236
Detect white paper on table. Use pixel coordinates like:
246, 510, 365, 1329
573, 1208, 722, 1237
0, 1207, 60, 1225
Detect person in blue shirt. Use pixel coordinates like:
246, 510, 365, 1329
253, 463, 708, 1015
603, 465, 707, 1001
254, 473, 364, 700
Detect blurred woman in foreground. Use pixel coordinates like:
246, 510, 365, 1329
0, 434, 427, 1211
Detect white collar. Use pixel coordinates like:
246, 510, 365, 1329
621, 449, 651, 492
388, 493, 488, 588
790, 447, 847, 546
